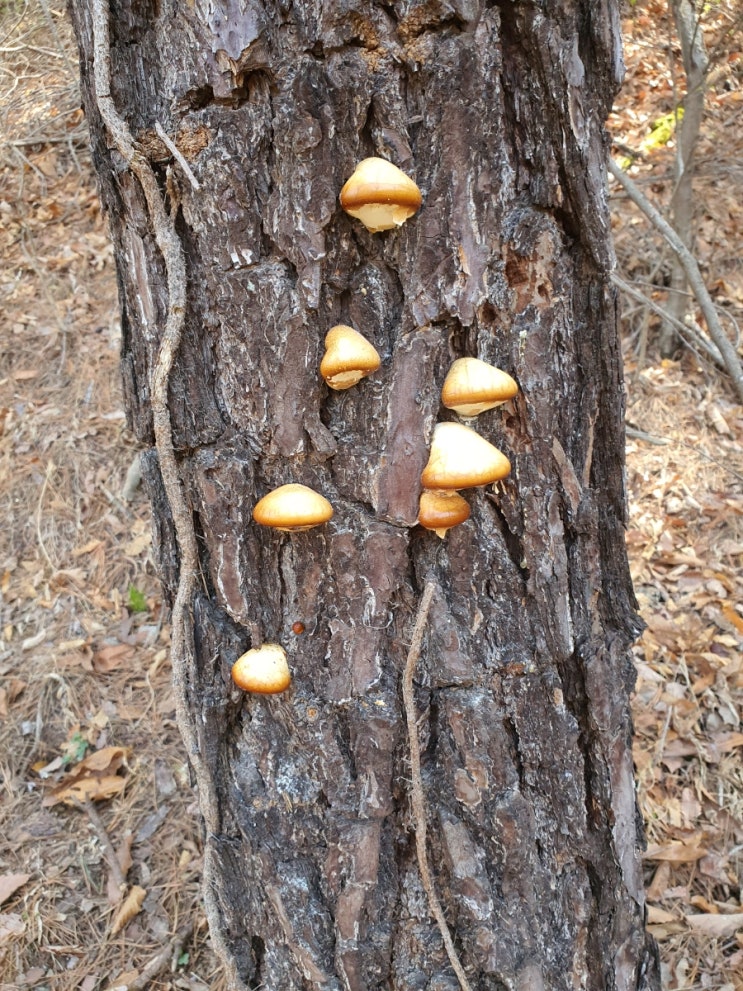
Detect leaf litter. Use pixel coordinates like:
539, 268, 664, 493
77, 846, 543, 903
0, 2, 741, 990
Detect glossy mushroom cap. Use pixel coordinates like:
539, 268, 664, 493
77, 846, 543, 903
442, 357, 519, 417
340, 157, 422, 233
421, 422, 511, 490
232, 643, 291, 694
320, 325, 381, 390
418, 490, 471, 539
253, 484, 333, 532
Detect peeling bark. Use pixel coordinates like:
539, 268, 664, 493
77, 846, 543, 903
71, 2, 660, 989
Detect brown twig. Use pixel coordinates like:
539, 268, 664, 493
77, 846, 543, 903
625, 426, 671, 447
125, 921, 195, 990
154, 122, 200, 191
403, 580, 473, 991
611, 273, 722, 367
72, 797, 125, 893
608, 158, 743, 403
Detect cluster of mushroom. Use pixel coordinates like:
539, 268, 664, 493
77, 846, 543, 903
232, 157, 518, 694
418, 358, 518, 538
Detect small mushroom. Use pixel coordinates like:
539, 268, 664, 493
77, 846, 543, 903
340, 157, 422, 233
320, 325, 381, 390
418, 490, 471, 539
232, 643, 291, 694
253, 484, 333, 532
441, 357, 519, 417
421, 422, 511, 490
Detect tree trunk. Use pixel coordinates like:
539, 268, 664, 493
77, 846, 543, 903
71, 2, 660, 989
661, 0, 708, 357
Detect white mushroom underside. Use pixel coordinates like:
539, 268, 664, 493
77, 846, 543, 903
326, 369, 365, 389
451, 399, 508, 417
347, 202, 415, 232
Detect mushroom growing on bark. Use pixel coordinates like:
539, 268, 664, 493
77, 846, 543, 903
339, 157, 422, 233
231, 643, 291, 694
441, 357, 519, 417
320, 325, 381, 390
417, 490, 471, 538
421, 422, 511, 490
253, 484, 333, 532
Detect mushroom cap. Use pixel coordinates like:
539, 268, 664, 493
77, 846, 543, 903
421, 422, 511, 490
418, 490, 471, 538
232, 643, 291, 694
253, 484, 333, 532
340, 157, 422, 232
441, 357, 519, 417
320, 325, 381, 390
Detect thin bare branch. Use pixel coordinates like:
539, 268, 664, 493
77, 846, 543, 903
611, 273, 722, 366
125, 921, 196, 990
608, 158, 743, 403
72, 797, 125, 894
155, 122, 200, 191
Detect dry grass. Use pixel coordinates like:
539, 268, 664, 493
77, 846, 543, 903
0, 2, 741, 990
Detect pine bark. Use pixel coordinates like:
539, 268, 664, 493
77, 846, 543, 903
71, 2, 660, 989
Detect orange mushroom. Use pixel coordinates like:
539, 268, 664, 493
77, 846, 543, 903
253, 484, 333, 532
421, 422, 511, 491
441, 357, 518, 417
320, 325, 381, 390
418, 490, 471, 538
340, 157, 422, 233
232, 644, 291, 694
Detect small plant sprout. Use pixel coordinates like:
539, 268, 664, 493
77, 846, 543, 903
320, 325, 381, 390
252, 484, 333, 532
231, 644, 291, 694
339, 157, 422, 233
417, 490, 471, 538
421, 422, 511, 490
441, 357, 519, 418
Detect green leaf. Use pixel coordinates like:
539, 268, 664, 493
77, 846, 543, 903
177, 952, 189, 967
127, 585, 148, 613
62, 732, 89, 766
639, 109, 684, 154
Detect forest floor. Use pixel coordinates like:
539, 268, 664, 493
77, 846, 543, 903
0, 2, 741, 989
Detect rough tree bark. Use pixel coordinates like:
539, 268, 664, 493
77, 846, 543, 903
71, 2, 661, 989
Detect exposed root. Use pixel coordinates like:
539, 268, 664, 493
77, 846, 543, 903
403, 579, 473, 991
89, 2, 242, 987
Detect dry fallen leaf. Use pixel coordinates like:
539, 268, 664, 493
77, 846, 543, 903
685, 912, 743, 937
110, 884, 146, 934
72, 539, 104, 557
646, 860, 672, 901
44, 774, 128, 806
107, 968, 140, 990
644, 841, 709, 863
0, 913, 26, 942
647, 905, 678, 924
93, 643, 135, 674
42, 746, 131, 807
122, 531, 151, 556
0, 874, 30, 907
